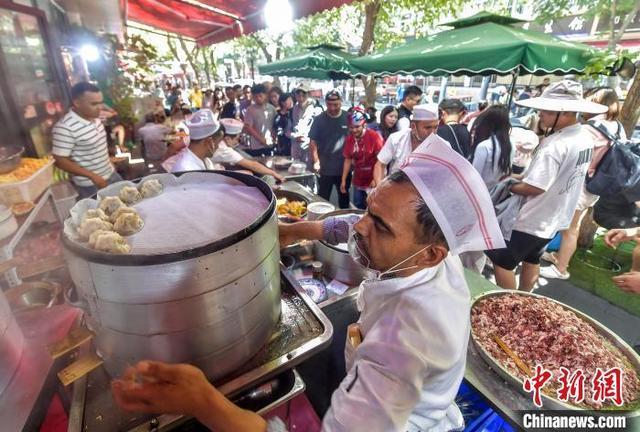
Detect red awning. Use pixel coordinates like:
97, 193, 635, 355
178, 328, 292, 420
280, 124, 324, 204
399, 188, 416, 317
126, 0, 354, 46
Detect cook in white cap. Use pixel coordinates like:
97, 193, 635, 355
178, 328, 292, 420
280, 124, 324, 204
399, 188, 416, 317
161, 109, 224, 173
212, 118, 285, 182
373, 103, 439, 187
112, 133, 505, 432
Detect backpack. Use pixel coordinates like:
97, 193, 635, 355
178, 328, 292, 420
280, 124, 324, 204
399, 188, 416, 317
585, 121, 640, 202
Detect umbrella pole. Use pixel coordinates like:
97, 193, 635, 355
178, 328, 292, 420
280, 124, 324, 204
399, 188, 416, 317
352, 78, 356, 107
507, 69, 520, 110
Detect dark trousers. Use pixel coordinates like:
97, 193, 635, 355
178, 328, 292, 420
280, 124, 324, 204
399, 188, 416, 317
318, 173, 351, 209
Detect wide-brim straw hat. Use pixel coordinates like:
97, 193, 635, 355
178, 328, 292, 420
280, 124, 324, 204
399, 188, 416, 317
516, 80, 608, 114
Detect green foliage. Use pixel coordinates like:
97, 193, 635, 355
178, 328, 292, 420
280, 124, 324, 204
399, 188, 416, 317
584, 48, 640, 77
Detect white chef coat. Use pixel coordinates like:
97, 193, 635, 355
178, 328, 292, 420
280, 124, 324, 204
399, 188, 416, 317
377, 129, 414, 175
162, 148, 215, 173
322, 256, 470, 432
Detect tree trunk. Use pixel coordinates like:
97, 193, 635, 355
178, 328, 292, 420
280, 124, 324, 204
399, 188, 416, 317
178, 36, 201, 85
621, 72, 640, 137
359, 0, 381, 107
358, 0, 380, 56
201, 49, 212, 88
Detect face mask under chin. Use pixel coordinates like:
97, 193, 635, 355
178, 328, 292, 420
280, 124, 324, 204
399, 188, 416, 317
347, 227, 432, 280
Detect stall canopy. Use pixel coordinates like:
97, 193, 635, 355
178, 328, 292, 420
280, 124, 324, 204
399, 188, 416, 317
350, 12, 596, 77
126, 0, 355, 46
258, 44, 356, 80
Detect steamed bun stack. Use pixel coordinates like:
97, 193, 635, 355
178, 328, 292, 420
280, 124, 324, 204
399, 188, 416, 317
75, 179, 164, 254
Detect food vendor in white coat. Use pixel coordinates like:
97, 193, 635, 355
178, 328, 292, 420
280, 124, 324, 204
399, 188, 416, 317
112, 134, 505, 432
162, 109, 224, 173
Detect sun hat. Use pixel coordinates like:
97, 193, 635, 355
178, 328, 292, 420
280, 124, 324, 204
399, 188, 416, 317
515, 80, 608, 114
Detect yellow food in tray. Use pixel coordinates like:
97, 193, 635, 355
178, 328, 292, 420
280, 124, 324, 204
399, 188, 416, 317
277, 198, 306, 218
0, 158, 50, 183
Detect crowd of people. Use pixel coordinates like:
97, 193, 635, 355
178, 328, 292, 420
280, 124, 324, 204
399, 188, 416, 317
52, 77, 640, 294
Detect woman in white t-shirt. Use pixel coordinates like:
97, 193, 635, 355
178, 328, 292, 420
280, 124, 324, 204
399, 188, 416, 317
541, 87, 626, 280
470, 105, 513, 189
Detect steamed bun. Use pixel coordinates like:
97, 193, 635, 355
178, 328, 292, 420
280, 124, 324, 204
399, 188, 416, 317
114, 212, 144, 236
78, 217, 113, 240
119, 186, 142, 205
99, 196, 125, 215
109, 206, 138, 224
88, 229, 112, 248
138, 179, 163, 199
91, 231, 131, 254
82, 208, 108, 223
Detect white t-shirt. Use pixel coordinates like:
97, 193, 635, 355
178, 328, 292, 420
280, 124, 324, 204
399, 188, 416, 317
211, 142, 243, 165
514, 123, 594, 238
377, 129, 414, 174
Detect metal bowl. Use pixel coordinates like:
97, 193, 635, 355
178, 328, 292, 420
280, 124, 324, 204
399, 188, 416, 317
0, 145, 24, 175
274, 189, 309, 220
6, 281, 60, 312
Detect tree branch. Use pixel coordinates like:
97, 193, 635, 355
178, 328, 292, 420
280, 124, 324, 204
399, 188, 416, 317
249, 35, 273, 62
612, 0, 640, 47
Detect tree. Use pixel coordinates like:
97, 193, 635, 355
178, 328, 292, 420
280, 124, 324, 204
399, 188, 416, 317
533, 0, 640, 135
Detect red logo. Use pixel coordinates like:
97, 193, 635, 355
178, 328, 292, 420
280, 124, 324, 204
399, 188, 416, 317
592, 367, 624, 407
557, 367, 586, 404
523, 365, 553, 408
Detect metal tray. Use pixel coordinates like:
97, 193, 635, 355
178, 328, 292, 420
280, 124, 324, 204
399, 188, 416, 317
470, 290, 640, 414
68, 267, 333, 432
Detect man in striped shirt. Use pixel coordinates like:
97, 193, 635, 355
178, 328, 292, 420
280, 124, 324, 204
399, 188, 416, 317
52, 82, 121, 198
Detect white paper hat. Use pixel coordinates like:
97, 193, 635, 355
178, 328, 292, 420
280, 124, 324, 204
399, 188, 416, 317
400, 133, 505, 255
412, 104, 439, 121
186, 109, 220, 140
515, 80, 608, 114
220, 118, 244, 135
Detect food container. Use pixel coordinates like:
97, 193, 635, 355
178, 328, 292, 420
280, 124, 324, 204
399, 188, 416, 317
63, 171, 282, 380
0, 205, 18, 241
51, 181, 78, 223
0, 145, 24, 175
0, 159, 54, 204
272, 157, 294, 169
307, 202, 335, 221
274, 189, 309, 220
313, 209, 374, 285
288, 162, 307, 174
470, 290, 640, 413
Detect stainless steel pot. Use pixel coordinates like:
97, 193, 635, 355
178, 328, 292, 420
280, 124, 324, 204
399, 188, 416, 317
313, 209, 374, 285
0, 289, 24, 396
0, 145, 24, 174
62, 171, 282, 380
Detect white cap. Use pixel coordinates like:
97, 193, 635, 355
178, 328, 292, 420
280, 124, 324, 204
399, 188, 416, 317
186, 109, 220, 140
220, 118, 244, 135
412, 104, 439, 121
400, 133, 505, 255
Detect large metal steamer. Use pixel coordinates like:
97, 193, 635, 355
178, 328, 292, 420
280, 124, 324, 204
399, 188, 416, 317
62, 171, 281, 379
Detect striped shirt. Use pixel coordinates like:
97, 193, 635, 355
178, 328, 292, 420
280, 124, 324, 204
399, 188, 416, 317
52, 110, 113, 187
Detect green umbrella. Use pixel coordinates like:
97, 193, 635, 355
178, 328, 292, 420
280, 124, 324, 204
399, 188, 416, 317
258, 44, 356, 80
350, 12, 596, 77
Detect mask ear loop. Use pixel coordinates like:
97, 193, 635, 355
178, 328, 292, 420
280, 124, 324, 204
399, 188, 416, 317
377, 244, 432, 280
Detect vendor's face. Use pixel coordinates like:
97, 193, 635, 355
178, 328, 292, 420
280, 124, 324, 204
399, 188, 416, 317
410, 119, 438, 142
353, 180, 443, 273
73, 90, 104, 120
224, 134, 240, 147
349, 123, 365, 138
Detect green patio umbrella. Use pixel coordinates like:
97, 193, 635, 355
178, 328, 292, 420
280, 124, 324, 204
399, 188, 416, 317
258, 44, 356, 80
350, 12, 596, 77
